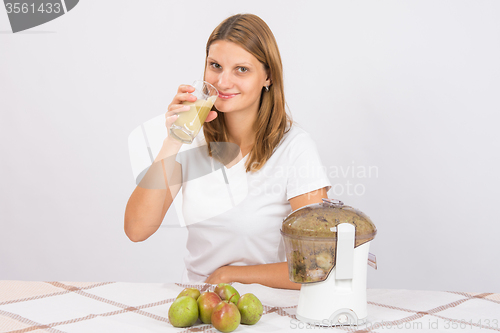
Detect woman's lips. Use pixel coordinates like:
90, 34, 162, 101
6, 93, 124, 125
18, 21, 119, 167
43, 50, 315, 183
218, 92, 238, 100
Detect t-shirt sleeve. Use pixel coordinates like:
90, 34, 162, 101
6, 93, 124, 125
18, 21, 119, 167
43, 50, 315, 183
286, 132, 332, 201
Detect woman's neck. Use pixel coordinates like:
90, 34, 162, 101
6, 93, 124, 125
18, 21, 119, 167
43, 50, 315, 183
224, 109, 257, 151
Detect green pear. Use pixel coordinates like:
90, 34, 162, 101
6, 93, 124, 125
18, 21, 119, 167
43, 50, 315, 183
214, 283, 240, 304
176, 287, 201, 300
211, 295, 241, 332
197, 291, 221, 324
237, 293, 263, 325
168, 296, 198, 327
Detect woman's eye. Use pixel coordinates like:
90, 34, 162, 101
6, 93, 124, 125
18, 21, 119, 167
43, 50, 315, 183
237, 67, 248, 73
210, 62, 221, 69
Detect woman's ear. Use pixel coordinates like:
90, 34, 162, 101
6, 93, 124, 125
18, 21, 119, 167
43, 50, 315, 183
265, 78, 272, 88
265, 68, 272, 87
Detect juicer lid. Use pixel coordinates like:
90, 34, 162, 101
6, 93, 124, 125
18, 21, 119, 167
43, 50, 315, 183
281, 199, 377, 247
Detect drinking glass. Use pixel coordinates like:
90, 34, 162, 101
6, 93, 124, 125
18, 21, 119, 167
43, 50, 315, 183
169, 80, 218, 144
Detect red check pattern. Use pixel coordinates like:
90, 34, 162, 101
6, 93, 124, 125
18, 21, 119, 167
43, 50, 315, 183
0, 281, 498, 332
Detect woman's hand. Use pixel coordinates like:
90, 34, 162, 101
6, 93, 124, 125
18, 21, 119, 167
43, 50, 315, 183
165, 84, 218, 129
205, 266, 231, 284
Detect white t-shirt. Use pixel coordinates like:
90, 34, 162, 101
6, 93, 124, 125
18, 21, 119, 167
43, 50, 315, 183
173, 124, 331, 283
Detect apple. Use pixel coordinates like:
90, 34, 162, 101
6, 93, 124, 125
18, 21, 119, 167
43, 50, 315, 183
197, 291, 221, 324
214, 283, 240, 304
237, 293, 263, 325
176, 287, 201, 300
168, 295, 198, 327
211, 294, 241, 332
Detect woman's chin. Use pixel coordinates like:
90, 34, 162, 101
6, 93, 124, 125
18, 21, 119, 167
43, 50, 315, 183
214, 104, 229, 113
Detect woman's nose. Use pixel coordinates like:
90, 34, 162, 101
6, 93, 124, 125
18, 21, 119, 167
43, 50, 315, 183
218, 71, 232, 90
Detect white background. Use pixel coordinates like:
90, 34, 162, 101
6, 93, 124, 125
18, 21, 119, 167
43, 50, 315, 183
1, 0, 499, 292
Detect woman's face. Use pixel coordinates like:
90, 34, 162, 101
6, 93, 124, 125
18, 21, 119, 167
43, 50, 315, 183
205, 40, 271, 115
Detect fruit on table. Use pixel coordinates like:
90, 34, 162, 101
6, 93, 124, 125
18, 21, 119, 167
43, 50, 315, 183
168, 285, 264, 330
211, 294, 241, 332
168, 296, 199, 327
197, 291, 222, 324
214, 283, 240, 304
177, 287, 201, 300
237, 293, 263, 325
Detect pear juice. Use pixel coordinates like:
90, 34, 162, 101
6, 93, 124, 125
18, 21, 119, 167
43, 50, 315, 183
170, 96, 216, 143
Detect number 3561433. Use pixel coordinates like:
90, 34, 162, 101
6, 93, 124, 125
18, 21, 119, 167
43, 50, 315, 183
5, 3, 61, 14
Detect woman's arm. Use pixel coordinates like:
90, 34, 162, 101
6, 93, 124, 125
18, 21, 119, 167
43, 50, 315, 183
124, 84, 218, 242
288, 186, 329, 212
205, 187, 329, 289
124, 136, 183, 242
205, 262, 301, 290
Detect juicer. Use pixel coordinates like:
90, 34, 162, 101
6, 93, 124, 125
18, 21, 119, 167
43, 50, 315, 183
281, 198, 377, 326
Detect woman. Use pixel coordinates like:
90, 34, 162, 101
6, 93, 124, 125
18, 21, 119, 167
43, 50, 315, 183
125, 14, 331, 290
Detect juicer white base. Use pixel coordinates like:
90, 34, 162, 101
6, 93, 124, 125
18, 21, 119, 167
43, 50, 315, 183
296, 242, 370, 326
296, 309, 365, 327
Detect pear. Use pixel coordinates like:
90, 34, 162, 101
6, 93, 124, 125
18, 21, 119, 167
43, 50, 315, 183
214, 283, 240, 304
197, 291, 221, 324
237, 293, 263, 325
211, 294, 241, 332
176, 287, 201, 300
168, 296, 198, 327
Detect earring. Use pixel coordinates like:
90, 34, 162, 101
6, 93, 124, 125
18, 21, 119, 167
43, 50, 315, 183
265, 85, 270, 92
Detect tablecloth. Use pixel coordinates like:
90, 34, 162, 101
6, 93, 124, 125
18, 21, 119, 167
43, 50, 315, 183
0, 280, 499, 332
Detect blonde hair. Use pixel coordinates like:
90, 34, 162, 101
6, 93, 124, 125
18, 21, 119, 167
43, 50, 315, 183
203, 14, 292, 172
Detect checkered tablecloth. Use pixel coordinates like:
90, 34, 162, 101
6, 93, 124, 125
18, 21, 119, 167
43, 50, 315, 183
0, 280, 499, 332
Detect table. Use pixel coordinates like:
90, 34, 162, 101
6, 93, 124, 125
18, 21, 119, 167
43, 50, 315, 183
0, 281, 499, 332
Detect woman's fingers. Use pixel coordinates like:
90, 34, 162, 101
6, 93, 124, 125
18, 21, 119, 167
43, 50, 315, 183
177, 84, 195, 94
165, 104, 189, 127
168, 104, 190, 113
168, 94, 196, 111
205, 110, 218, 122
171, 85, 196, 105
165, 114, 178, 129
176, 93, 197, 104
168, 85, 197, 114
165, 84, 207, 129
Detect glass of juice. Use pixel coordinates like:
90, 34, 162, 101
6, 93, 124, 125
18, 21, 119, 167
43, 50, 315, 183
169, 80, 218, 144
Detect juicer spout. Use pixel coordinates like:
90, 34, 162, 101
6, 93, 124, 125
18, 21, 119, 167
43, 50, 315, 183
336, 223, 355, 280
